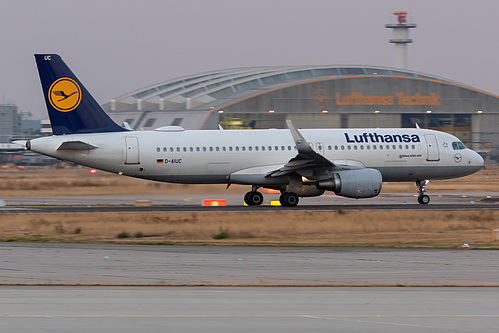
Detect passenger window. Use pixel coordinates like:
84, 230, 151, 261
190, 147, 193, 152
288, 146, 292, 151
176, 147, 180, 152
229, 147, 233, 151
236, 146, 239, 151
360, 145, 364, 150
170, 147, 174, 152
348, 145, 351, 150
386, 145, 389, 150
183, 147, 187, 152
216, 147, 220, 151
354, 145, 358, 150
196, 147, 200, 152
255, 146, 259, 151
373, 145, 376, 150
209, 147, 213, 152
242, 146, 246, 151
335, 145, 339, 150
156, 147, 160, 152
275, 146, 278, 151
281, 146, 285, 151
262, 146, 265, 151
268, 146, 272, 151
163, 147, 167, 152
341, 145, 345, 150
399, 145, 403, 150
367, 145, 370, 150
392, 145, 396, 150
249, 146, 252, 151
379, 145, 383, 150
328, 145, 332, 150
203, 147, 207, 152
223, 147, 226, 152
405, 145, 409, 150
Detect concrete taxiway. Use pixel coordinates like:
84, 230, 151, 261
0, 286, 498, 333
1, 243, 499, 285
2, 244, 499, 332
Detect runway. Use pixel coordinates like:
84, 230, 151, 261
1, 286, 498, 333
1, 192, 498, 213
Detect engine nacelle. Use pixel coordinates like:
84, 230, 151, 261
317, 168, 382, 198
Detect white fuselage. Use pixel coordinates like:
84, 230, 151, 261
29, 127, 484, 186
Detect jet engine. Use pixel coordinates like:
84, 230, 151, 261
317, 168, 382, 198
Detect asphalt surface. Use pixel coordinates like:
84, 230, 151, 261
1, 193, 498, 212
1, 286, 498, 333
1, 243, 499, 285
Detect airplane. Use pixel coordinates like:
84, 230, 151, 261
27, 54, 484, 206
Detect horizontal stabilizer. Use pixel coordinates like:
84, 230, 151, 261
57, 141, 98, 150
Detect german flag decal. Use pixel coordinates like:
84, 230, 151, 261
156, 159, 164, 164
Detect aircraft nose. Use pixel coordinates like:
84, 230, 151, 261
468, 150, 484, 171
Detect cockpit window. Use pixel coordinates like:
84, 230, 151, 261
452, 141, 466, 150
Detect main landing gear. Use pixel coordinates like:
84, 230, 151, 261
416, 180, 430, 204
279, 192, 299, 207
243, 186, 300, 207
244, 190, 264, 206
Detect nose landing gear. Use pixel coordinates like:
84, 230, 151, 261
416, 180, 430, 204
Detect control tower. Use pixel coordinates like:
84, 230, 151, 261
385, 11, 416, 69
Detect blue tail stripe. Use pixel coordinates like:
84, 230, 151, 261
35, 54, 128, 135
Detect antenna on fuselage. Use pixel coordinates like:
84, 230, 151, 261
415, 123, 421, 129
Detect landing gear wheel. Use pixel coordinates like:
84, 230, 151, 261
244, 191, 264, 206
279, 192, 299, 207
418, 194, 430, 205
416, 180, 430, 205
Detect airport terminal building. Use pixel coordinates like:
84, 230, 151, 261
102, 65, 499, 160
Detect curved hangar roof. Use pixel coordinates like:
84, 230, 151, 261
103, 65, 497, 129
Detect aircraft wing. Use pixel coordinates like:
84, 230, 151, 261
265, 120, 335, 178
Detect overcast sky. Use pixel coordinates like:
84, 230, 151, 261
1, 0, 499, 119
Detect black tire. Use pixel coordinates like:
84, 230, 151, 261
280, 192, 299, 207
418, 194, 430, 205
244, 192, 251, 205
245, 191, 264, 206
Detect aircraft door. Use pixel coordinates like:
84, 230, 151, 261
316, 142, 324, 155
125, 136, 140, 164
425, 134, 440, 161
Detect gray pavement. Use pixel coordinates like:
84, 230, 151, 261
1, 192, 498, 206
1, 243, 499, 285
0, 286, 498, 333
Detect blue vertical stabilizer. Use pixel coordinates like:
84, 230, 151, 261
35, 54, 128, 135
